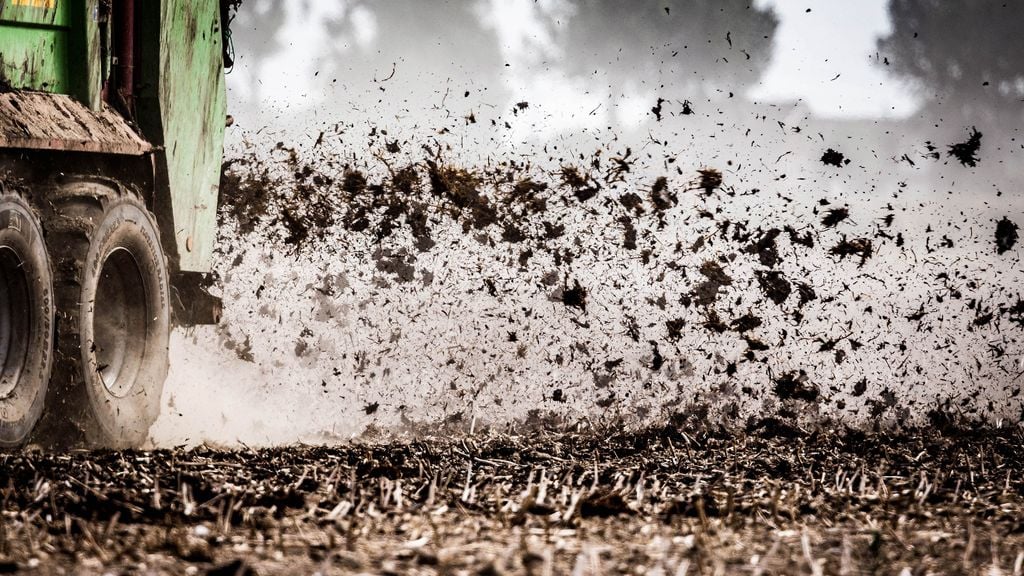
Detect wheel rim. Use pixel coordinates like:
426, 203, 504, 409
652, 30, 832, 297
0, 246, 31, 399
93, 247, 148, 398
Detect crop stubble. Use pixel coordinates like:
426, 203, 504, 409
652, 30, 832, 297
1, 425, 1022, 574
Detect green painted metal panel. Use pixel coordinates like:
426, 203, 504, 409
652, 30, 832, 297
70, 0, 101, 110
137, 0, 225, 273
0, 0, 100, 108
0, 0, 73, 93
0, 24, 68, 91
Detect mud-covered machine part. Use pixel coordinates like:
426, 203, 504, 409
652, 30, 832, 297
36, 181, 170, 447
0, 0, 230, 446
0, 190, 54, 447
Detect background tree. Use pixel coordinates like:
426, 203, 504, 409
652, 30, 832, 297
877, 0, 1024, 125
560, 0, 779, 99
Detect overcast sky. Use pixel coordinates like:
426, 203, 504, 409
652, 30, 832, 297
225, 1, 926, 138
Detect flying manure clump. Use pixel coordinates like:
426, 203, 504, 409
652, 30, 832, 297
947, 127, 983, 167
995, 217, 1018, 254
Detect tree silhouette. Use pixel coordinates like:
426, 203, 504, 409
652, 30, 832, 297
561, 0, 778, 98
877, 0, 1024, 124
225, 1, 780, 143
230, 0, 289, 65
228, 0, 503, 118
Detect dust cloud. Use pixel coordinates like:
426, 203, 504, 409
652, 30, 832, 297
151, 0, 1024, 447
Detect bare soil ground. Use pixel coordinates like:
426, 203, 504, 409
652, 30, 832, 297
1, 425, 1022, 575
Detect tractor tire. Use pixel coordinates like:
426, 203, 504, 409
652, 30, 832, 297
41, 183, 169, 447
0, 193, 54, 447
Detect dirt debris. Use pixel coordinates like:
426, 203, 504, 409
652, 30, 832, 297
829, 236, 873, 266
209, 116, 1023, 441
947, 126, 983, 167
773, 370, 818, 402
755, 269, 792, 306
820, 148, 848, 167
561, 279, 588, 313
691, 260, 733, 308
996, 216, 1018, 254
696, 168, 722, 195
820, 206, 850, 228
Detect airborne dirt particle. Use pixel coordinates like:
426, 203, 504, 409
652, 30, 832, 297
650, 97, 666, 121
692, 260, 733, 307
1008, 299, 1024, 328
223, 334, 254, 362
699, 260, 732, 285
697, 168, 722, 195
785, 225, 815, 248
501, 223, 527, 243
649, 176, 676, 212
820, 148, 848, 167
373, 248, 417, 283
829, 237, 873, 267
947, 126, 982, 167
561, 279, 588, 313
666, 318, 686, 341
755, 270, 791, 306
730, 313, 763, 333
560, 166, 600, 202
820, 207, 850, 228
703, 310, 729, 334
426, 160, 497, 231
995, 217, 1018, 254
795, 281, 817, 307
773, 370, 818, 402
219, 159, 274, 234
649, 341, 663, 371
619, 192, 645, 215
745, 228, 781, 267
543, 221, 565, 239
619, 216, 638, 250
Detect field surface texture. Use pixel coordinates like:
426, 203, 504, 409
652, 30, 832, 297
1, 426, 1023, 575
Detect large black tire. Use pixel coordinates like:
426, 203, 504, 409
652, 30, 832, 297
0, 192, 54, 446
41, 182, 169, 447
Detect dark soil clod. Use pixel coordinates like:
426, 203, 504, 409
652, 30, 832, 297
996, 216, 1018, 254
947, 126, 983, 167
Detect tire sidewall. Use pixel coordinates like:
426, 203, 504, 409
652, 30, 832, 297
0, 195, 53, 446
80, 199, 169, 446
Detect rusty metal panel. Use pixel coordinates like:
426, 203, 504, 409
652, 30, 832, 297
0, 91, 149, 155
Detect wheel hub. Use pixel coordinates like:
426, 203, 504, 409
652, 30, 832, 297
93, 248, 148, 398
